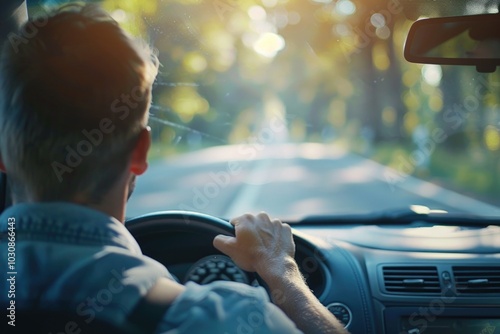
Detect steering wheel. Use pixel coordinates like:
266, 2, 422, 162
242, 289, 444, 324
126, 210, 235, 236
126, 211, 259, 286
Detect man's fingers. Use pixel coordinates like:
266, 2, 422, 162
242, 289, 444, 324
213, 234, 237, 255
257, 212, 270, 221
230, 213, 255, 226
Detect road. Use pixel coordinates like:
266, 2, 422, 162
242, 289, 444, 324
126, 143, 500, 220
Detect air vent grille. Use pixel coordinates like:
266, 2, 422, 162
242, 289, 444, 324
383, 266, 440, 294
453, 266, 500, 294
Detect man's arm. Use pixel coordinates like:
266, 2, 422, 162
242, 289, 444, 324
214, 213, 349, 334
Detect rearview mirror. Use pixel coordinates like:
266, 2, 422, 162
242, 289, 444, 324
404, 13, 500, 72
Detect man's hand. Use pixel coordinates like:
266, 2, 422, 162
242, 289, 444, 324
213, 212, 295, 277
214, 212, 349, 334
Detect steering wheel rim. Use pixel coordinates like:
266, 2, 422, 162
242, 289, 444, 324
126, 210, 235, 236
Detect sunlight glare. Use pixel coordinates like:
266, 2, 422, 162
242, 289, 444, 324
421, 64, 442, 86
110, 9, 127, 22
261, 0, 278, 7
336, 0, 356, 16
248, 6, 267, 21
376, 26, 391, 39
370, 13, 385, 28
253, 32, 286, 58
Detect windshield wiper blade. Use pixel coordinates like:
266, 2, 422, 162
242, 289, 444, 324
298, 206, 500, 227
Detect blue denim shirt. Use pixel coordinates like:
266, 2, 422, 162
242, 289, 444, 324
0, 202, 302, 333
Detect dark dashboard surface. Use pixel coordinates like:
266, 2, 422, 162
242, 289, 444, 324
129, 218, 500, 334
294, 223, 500, 333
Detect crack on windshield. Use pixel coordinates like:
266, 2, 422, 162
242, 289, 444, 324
149, 104, 175, 114
148, 115, 227, 145
152, 82, 200, 87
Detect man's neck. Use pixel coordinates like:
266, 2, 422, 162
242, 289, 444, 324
12, 173, 131, 223
74, 174, 130, 223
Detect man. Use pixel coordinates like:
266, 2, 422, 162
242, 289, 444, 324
0, 2, 348, 333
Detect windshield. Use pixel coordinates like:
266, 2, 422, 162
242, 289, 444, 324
31, 0, 500, 220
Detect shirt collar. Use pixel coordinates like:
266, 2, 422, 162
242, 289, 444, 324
0, 202, 142, 254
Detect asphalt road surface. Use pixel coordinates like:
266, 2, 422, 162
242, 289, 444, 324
126, 143, 500, 221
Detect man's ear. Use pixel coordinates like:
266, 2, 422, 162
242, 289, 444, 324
129, 127, 151, 176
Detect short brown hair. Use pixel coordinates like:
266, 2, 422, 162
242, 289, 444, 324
0, 4, 158, 203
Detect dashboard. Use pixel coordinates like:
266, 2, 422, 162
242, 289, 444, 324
129, 216, 500, 334
296, 223, 500, 334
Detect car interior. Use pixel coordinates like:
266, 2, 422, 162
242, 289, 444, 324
1, 0, 500, 333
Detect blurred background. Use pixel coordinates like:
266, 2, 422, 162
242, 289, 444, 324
29, 0, 500, 218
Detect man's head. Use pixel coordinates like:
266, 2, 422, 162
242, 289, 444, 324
0, 4, 158, 204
